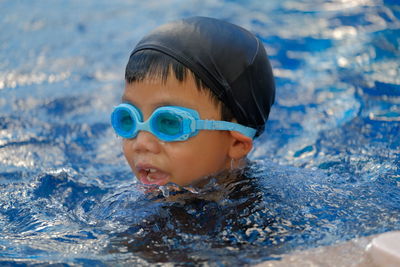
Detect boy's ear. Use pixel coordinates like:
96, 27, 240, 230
228, 131, 253, 159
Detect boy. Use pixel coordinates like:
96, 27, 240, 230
111, 16, 275, 187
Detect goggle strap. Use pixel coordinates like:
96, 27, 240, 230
196, 120, 256, 138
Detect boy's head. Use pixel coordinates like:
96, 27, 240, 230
114, 17, 275, 186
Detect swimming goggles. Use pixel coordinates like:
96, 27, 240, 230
111, 103, 256, 142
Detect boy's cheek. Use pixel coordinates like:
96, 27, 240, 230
122, 141, 134, 164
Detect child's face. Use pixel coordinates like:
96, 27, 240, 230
121, 74, 235, 187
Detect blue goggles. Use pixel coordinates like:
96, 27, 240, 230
111, 103, 257, 142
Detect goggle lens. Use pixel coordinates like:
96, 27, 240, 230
118, 109, 134, 132
154, 111, 183, 136
112, 108, 136, 138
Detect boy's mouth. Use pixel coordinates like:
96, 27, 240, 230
136, 165, 170, 186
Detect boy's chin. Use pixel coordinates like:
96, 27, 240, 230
138, 163, 250, 197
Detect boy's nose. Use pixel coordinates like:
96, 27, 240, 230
129, 130, 162, 154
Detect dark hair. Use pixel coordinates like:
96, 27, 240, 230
125, 50, 234, 122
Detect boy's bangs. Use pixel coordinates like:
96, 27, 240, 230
125, 50, 200, 88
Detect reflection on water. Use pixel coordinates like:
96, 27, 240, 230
1, 0, 399, 265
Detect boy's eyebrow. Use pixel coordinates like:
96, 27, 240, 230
121, 95, 138, 106
154, 100, 186, 107
120, 96, 187, 109
121, 95, 129, 103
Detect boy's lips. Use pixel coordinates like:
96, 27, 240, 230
135, 164, 170, 185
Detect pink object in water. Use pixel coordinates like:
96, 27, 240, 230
369, 231, 400, 267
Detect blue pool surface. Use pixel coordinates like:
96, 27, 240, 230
1, 0, 400, 266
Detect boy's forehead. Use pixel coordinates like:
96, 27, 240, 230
121, 76, 212, 106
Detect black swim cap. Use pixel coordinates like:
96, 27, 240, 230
130, 16, 275, 136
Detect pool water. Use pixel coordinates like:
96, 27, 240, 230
1, 0, 399, 266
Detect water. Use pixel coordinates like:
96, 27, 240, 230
1, 0, 399, 266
